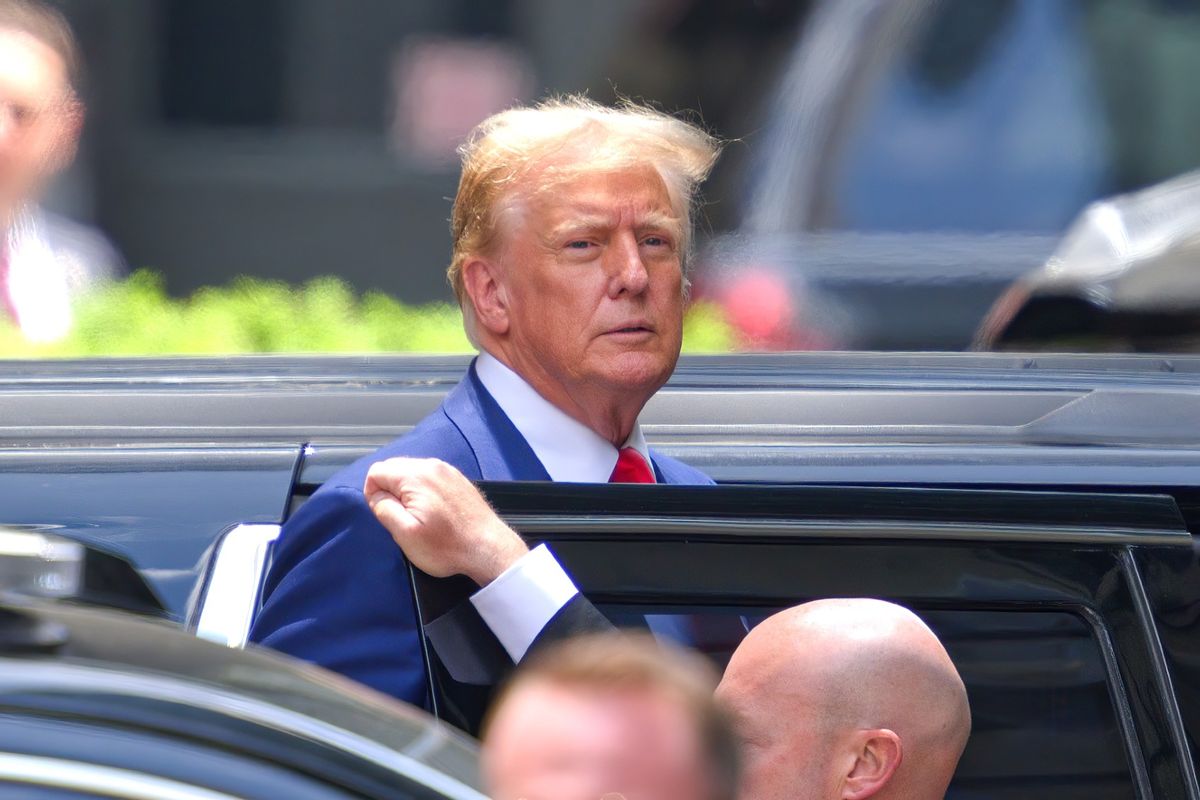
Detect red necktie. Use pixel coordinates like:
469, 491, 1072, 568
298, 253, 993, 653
609, 447, 655, 483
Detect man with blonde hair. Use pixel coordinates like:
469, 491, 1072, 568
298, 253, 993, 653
482, 633, 739, 800
253, 97, 722, 708
716, 599, 972, 800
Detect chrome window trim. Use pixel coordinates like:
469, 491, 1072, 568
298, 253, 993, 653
194, 523, 281, 648
505, 516, 1193, 546
0, 752, 243, 800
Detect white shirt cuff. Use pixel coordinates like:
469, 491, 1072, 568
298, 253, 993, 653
469, 543, 579, 663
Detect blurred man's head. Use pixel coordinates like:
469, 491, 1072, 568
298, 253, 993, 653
716, 599, 971, 800
482, 633, 739, 800
447, 97, 721, 444
0, 0, 81, 225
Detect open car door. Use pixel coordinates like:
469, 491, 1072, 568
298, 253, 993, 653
410, 482, 1199, 800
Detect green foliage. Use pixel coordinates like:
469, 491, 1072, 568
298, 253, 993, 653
680, 299, 737, 353
0, 270, 735, 357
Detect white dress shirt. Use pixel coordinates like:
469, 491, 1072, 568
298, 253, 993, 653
2, 205, 123, 343
468, 351, 654, 661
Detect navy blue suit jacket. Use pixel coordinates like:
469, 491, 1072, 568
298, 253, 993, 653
250, 361, 713, 708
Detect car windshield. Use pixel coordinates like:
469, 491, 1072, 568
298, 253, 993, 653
2, 0, 1199, 356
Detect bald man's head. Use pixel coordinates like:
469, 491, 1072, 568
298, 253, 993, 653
716, 599, 971, 800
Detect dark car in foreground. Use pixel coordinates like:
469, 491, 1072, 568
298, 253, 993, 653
0, 583, 483, 799
3, 352, 1200, 799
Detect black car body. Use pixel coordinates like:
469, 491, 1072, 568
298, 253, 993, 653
0, 593, 483, 799
3, 352, 1200, 799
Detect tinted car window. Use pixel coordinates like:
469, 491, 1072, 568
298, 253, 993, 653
604, 605, 1135, 800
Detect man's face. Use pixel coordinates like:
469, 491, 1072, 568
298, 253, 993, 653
491, 163, 686, 405
0, 28, 77, 219
482, 681, 711, 800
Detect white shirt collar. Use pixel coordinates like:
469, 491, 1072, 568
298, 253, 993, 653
474, 351, 653, 483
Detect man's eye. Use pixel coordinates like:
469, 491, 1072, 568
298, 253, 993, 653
1, 102, 34, 125
566, 240, 592, 250
642, 236, 669, 248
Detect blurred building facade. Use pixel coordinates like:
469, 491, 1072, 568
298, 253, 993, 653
50, 0, 803, 302
46, 0, 1200, 330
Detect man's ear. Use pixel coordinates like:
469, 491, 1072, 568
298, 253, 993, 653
462, 255, 509, 336
842, 729, 902, 800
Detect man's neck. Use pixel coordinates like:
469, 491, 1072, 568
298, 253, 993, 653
480, 346, 647, 447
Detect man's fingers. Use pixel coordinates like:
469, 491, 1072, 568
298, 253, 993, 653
364, 460, 411, 497
365, 489, 394, 511
368, 491, 421, 538
364, 456, 447, 498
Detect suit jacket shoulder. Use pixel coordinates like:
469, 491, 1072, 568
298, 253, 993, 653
251, 366, 550, 707
651, 449, 716, 485
317, 404, 483, 496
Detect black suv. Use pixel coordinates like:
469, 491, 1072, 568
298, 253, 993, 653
4, 353, 1200, 799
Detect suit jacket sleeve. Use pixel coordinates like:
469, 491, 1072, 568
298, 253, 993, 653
526, 591, 615, 653
420, 552, 613, 684
249, 485, 429, 707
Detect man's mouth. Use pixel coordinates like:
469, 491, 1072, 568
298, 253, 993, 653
606, 320, 655, 336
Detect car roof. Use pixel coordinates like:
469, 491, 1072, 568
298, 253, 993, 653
3, 353, 1200, 449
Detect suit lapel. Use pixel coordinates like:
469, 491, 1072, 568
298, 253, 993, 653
442, 359, 553, 482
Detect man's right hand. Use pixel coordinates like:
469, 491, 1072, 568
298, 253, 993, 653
364, 457, 530, 587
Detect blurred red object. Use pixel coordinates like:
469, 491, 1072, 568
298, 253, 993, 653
705, 266, 834, 350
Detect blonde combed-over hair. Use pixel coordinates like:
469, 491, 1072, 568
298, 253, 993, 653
446, 96, 722, 336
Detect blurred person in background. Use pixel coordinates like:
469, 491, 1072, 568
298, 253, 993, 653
717, 599, 971, 800
0, 0, 122, 343
481, 632, 739, 800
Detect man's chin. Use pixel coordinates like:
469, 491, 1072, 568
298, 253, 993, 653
589, 350, 676, 394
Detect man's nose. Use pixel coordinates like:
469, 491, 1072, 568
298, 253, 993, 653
607, 233, 651, 297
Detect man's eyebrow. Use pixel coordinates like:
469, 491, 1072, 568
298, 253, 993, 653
635, 210, 683, 235
550, 209, 682, 232
548, 214, 616, 237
